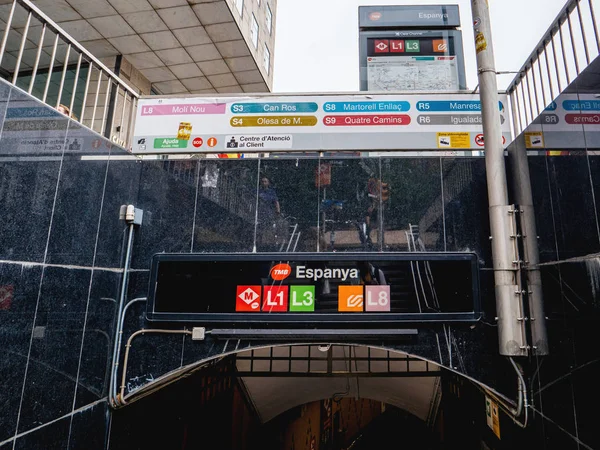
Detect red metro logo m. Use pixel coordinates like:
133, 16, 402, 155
270, 263, 292, 281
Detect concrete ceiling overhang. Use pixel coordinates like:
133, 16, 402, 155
236, 345, 441, 424
0, 0, 268, 94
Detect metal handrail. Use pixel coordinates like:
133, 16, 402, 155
506, 0, 600, 136
0, 0, 139, 148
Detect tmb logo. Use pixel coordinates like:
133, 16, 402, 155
270, 263, 292, 280
369, 12, 382, 21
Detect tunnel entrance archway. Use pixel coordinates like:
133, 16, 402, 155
110, 342, 516, 450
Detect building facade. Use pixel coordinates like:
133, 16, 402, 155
0, 0, 276, 97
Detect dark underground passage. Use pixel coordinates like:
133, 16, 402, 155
108, 345, 540, 450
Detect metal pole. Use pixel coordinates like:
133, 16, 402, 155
508, 141, 550, 356
471, 0, 527, 356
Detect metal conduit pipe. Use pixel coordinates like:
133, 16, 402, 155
108, 205, 142, 408
108, 297, 146, 408
108, 222, 135, 408
117, 329, 194, 407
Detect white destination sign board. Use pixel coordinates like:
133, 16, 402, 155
131, 93, 512, 154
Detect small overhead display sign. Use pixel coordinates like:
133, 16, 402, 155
359, 5, 461, 28
146, 252, 481, 324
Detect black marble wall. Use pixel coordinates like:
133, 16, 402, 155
503, 56, 600, 450
0, 65, 598, 449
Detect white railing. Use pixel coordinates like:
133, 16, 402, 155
507, 0, 600, 136
0, 0, 139, 148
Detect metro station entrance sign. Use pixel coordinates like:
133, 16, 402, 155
358, 5, 467, 92
146, 253, 481, 325
132, 93, 511, 154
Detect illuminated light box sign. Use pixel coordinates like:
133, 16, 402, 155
132, 93, 511, 154
146, 253, 481, 324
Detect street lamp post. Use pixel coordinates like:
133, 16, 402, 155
470, 0, 529, 356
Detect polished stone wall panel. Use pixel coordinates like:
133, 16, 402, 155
17, 266, 91, 432
68, 402, 109, 450
14, 416, 70, 450
382, 158, 444, 252
74, 270, 120, 409
193, 159, 258, 253
0, 263, 43, 442
93, 158, 142, 269
131, 159, 198, 270
0, 159, 61, 262
441, 158, 490, 258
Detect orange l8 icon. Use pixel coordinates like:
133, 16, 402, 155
338, 285, 364, 312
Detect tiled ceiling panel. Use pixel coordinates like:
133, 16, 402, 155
66, 0, 118, 19
124, 51, 162, 69
107, 0, 153, 14
180, 76, 212, 91
215, 40, 250, 58
19, 0, 270, 95
217, 85, 243, 94
139, 30, 180, 51
234, 69, 263, 85
225, 56, 255, 72
171, 26, 212, 46
58, 19, 103, 42
155, 47, 192, 65
140, 67, 177, 82
147, 0, 187, 8
157, 6, 200, 29
108, 35, 151, 54
205, 22, 242, 42
192, 2, 233, 25
207, 72, 237, 88
197, 59, 230, 76
122, 11, 168, 34
152, 79, 186, 93
88, 15, 135, 38
187, 43, 221, 62
169, 63, 203, 79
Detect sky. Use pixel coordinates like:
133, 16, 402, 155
272, 0, 569, 93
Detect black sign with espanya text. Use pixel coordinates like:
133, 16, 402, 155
359, 5, 461, 28
146, 252, 481, 324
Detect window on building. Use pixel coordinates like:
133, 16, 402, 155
251, 14, 259, 49
266, 4, 272, 35
263, 44, 270, 74
235, 0, 243, 16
